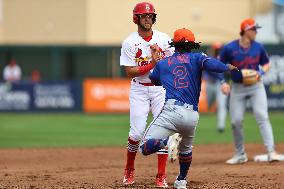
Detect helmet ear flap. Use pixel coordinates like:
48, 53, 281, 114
133, 14, 139, 24
152, 14, 156, 24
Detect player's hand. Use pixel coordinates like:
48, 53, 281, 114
227, 64, 239, 71
221, 82, 231, 95
151, 51, 160, 65
150, 44, 162, 65
256, 73, 261, 82
256, 69, 265, 81
150, 44, 160, 52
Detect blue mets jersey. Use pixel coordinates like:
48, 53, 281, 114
219, 40, 269, 83
149, 52, 229, 111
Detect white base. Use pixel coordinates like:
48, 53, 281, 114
254, 154, 284, 162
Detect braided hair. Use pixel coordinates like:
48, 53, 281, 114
169, 40, 201, 53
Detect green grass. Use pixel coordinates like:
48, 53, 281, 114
195, 112, 284, 144
0, 112, 283, 148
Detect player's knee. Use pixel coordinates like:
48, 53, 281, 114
253, 111, 268, 121
231, 120, 242, 128
129, 134, 142, 142
140, 138, 167, 156
139, 141, 150, 156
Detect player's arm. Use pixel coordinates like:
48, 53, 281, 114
262, 63, 270, 72
206, 71, 226, 84
203, 58, 237, 73
203, 58, 237, 95
122, 43, 159, 78
217, 46, 234, 95
124, 64, 155, 78
258, 45, 270, 76
261, 63, 270, 74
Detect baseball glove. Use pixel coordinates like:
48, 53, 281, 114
241, 69, 259, 86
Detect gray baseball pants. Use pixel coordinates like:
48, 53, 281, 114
142, 99, 199, 153
206, 81, 228, 130
230, 82, 275, 154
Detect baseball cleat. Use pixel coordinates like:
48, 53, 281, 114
123, 168, 135, 185
155, 174, 168, 188
174, 178, 187, 189
268, 151, 284, 162
217, 128, 225, 133
226, 153, 248, 164
168, 133, 182, 162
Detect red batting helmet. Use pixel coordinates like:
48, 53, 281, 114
133, 2, 156, 24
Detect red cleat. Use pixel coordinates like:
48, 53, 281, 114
123, 168, 135, 185
156, 174, 168, 188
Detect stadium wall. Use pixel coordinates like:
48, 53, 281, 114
0, 0, 273, 45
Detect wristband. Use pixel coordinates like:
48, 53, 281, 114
138, 63, 155, 75
258, 69, 265, 76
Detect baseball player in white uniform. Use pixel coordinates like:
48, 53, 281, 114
120, 2, 178, 187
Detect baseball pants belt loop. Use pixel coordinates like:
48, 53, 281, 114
132, 79, 155, 86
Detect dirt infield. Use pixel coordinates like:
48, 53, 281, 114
0, 144, 283, 189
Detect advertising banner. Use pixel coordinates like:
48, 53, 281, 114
263, 55, 284, 109
83, 79, 130, 113
0, 82, 32, 111
0, 81, 81, 111
32, 82, 82, 111
83, 78, 213, 113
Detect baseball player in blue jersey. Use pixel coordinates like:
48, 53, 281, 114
139, 28, 237, 189
220, 18, 284, 164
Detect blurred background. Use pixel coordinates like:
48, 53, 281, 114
0, 0, 283, 148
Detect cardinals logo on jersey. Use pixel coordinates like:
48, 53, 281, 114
134, 44, 167, 66
135, 48, 150, 66
136, 48, 142, 58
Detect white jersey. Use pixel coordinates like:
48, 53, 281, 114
3, 65, 22, 82
120, 29, 174, 83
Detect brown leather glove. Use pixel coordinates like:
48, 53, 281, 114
241, 69, 259, 86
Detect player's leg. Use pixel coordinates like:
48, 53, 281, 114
216, 82, 228, 132
149, 86, 171, 187
150, 86, 181, 162
250, 83, 275, 154
140, 106, 176, 188
206, 81, 217, 109
140, 99, 189, 154
174, 138, 194, 189
174, 107, 199, 189
226, 84, 248, 164
145, 101, 199, 189
140, 120, 175, 156
123, 85, 150, 185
